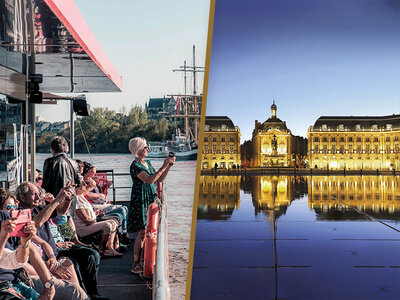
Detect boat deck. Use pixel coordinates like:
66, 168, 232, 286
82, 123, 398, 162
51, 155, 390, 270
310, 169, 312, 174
96, 201, 152, 300
97, 236, 152, 300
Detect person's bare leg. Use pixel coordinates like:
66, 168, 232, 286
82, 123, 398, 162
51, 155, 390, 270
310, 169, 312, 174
133, 230, 145, 265
60, 258, 79, 285
106, 231, 116, 250
113, 234, 120, 250
99, 231, 108, 255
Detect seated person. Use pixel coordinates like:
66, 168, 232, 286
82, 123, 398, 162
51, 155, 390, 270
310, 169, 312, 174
92, 175, 112, 195
48, 214, 106, 299
81, 164, 108, 205
73, 182, 122, 257
0, 188, 86, 300
0, 190, 79, 285
85, 179, 129, 244
15, 182, 104, 299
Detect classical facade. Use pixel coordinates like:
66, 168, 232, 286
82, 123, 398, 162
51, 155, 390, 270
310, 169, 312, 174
252, 101, 306, 167
145, 96, 176, 121
308, 115, 400, 170
309, 176, 400, 218
197, 175, 240, 219
202, 116, 241, 170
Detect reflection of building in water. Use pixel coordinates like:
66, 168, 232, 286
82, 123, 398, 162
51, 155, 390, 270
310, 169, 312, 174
242, 176, 307, 217
202, 116, 241, 170
252, 101, 307, 167
197, 175, 240, 220
308, 115, 400, 170
309, 176, 400, 220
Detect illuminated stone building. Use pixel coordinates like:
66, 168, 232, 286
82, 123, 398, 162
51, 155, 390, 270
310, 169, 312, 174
197, 175, 240, 219
309, 176, 400, 218
242, 175, 307, 217
252, 101, 307, 167
201, 116, 241, 170
308, 115, 400, 170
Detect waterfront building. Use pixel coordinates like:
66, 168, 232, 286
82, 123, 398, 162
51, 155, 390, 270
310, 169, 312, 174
35, 120, 70, 137
202, 116, 241, 170
198, 175, 240, 219
308, 115, 400, 170
252, 101, 307, 167
241, 175, 308, 216
145, 96, 176, 121
145, 95, 203, 122
309, 176, 400, 218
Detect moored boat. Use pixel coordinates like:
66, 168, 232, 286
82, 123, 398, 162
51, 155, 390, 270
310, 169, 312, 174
147, 142, 169, 158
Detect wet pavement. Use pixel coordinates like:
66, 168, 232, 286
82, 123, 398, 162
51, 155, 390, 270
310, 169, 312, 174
191, 175, 400, 300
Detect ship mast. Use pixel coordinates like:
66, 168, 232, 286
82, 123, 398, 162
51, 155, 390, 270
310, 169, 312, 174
172, 45, 204, 143
193, 45, 198, 142
184, 61, 189, 141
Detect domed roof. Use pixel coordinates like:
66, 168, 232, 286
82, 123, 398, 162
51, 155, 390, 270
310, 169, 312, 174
271, 100, 277, 111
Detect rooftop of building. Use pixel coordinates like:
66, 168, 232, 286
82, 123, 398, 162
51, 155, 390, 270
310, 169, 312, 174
313, 114, 400, 130
205, 116, 237, 131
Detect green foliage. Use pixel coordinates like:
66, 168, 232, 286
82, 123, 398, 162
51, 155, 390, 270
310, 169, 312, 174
36, 132, 56, 153
38, 106, 175, 153
240, 140, 254, 167
58, 223, 75, 241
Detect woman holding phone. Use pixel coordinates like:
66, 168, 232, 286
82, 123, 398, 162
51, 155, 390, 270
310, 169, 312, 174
127, 137, 175, 273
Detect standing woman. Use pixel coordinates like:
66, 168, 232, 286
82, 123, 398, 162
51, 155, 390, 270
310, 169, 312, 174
128, 137, 175, 273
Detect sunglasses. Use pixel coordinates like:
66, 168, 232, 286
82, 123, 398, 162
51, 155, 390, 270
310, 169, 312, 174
144, 146, 150, 150
5, 204, 18, 211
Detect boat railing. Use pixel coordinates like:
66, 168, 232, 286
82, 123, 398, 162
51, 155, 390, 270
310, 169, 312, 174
153, 181, 171, 300
97, 170, 171, 299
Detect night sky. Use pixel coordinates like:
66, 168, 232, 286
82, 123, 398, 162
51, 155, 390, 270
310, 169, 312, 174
206, 0, 400, 140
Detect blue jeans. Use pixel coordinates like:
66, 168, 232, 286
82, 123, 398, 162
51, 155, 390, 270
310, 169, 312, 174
105, 206, 128, 233
12, 282, 39, 300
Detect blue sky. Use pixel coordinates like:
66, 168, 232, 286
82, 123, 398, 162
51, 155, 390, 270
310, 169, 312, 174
205, 0, 400, 141
36, 0, 210, 122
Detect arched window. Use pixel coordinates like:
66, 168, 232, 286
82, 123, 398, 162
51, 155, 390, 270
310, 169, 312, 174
314, 137, 319, 142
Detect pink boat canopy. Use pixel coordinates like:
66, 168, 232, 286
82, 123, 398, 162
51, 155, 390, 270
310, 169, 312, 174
41, 0, 122, 93
0, 0, 122, 100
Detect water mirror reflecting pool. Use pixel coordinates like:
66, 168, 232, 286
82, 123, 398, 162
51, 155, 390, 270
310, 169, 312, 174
191, 175, 400, 300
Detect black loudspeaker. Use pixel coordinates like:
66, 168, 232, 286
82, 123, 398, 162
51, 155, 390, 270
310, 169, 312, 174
73, 99, 90, 116
29, 90, 42, 104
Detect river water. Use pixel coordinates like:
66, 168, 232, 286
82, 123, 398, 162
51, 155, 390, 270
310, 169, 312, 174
192, 175, 400, 300
35, 153, 195, 300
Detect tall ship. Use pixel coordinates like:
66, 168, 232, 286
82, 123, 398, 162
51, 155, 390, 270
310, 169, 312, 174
147, 45, 203, 160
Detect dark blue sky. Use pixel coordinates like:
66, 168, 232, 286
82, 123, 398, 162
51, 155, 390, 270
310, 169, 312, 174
206, 0, 400, 140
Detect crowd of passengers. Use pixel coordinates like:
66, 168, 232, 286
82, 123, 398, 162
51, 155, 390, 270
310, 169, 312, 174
0, 135, 175, 300
0, 137, 133, 300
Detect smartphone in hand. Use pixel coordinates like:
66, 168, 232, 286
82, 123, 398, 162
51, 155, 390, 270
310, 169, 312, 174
168, 152, 175, 166
9, 209, 32, 237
